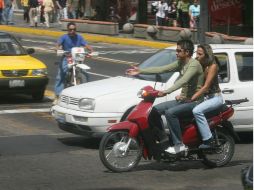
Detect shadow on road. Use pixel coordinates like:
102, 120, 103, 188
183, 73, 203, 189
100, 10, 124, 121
58, 136, 101, 150
237, 132, 253, 144
133, 159, 252, 172
0, 94, 52, 105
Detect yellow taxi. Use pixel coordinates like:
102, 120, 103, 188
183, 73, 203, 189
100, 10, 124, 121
0, 32, 48, 101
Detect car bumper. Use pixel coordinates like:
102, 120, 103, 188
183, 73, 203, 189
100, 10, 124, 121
0, 77, 49, 93
51, 105, 123, 136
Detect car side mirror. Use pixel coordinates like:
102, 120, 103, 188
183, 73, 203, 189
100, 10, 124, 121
27, 48, 35, 54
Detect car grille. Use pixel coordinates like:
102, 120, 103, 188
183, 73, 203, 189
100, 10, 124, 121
1, 70, 29, 77
60, 95, 80, 105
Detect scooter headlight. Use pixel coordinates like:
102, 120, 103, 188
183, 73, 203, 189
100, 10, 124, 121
75, 53, 85, 61
79, 98, 95, 110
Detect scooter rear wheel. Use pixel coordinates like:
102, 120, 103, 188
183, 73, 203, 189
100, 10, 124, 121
99, 131, 142, 172
201, 130, 235, 167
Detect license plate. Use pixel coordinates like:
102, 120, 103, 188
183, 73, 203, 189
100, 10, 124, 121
9, 80, 25, 88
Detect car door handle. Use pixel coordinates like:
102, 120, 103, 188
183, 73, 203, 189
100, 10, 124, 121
222, 89, 234, 94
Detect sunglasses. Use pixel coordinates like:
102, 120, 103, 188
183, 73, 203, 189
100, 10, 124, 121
68, 28, 76, 31
176, 49, 184, 53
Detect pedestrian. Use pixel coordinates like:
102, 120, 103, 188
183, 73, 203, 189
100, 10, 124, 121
127, 39, 204, 154
192, 44, 223, 148
152, 0, 168, 26
56, 0, 67, 24
54, 22, 93, 104
167, 0, 177, 27
67, 0, 78, 19
28, 0, 39, 26
21, 0, 30, 23
177, 0, 190, 28
3, 0, 14, 25
43, 0, 54, 27
0, 0, 4, 24
189, 0, 200, 29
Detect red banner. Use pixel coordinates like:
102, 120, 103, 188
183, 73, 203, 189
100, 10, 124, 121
208, 0, 243, 26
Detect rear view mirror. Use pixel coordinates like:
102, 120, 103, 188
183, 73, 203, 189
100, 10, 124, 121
27, 48, 35, 54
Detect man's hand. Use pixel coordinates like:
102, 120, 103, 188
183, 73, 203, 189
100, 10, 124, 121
126, 66, 140, 76
157, 91, 166, 97
85, 45, 93, 53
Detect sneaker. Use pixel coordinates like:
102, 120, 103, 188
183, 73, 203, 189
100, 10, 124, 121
165, 144, 188, 154
199, 137, 215, 149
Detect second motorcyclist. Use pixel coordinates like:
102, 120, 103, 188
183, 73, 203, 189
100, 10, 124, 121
54, 22, 93, 104
126, 39, 204, 154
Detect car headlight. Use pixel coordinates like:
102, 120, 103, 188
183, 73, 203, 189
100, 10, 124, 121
32, 68, 48, 76
79, 98, 95, 110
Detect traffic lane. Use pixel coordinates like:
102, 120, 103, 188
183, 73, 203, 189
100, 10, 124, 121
0, 136, 252, 189
32, 51, 134, 88
17, 34, 158, 64
0, 111, 252, 190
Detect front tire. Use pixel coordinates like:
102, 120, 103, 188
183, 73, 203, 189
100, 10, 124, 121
75, 68, 89, 85
99, 131, 142, 172
32, 89, 45, 101
201, 129, 235, 167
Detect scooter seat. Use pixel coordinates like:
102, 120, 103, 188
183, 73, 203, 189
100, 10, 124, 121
179, 104, 229, 125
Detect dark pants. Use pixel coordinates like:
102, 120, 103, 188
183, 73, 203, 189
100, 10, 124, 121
180, 12, 190, 28
155, 100, 198, 145
157, 16, 165, 26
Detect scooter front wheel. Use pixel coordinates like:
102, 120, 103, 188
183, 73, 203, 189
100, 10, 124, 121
99, 131, 142, 172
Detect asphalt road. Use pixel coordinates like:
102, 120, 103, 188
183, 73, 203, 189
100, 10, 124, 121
0, 35, 252, 190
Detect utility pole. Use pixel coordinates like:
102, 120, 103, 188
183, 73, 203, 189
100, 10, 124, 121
138, 0, 147, 24
198, 0, 209, 44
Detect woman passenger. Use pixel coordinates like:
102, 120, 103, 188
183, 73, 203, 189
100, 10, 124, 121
191, 44, 223, 149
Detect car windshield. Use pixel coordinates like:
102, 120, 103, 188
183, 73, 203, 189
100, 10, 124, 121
0, 35, 26, 56
135, 49, 177, 83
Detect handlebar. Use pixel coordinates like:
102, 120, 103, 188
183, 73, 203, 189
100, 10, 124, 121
56, 50, 99, 57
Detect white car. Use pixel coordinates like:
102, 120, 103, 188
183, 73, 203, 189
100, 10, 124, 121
52, 44, 253, 137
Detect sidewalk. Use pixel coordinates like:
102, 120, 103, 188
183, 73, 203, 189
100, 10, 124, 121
0, 12, 175, 49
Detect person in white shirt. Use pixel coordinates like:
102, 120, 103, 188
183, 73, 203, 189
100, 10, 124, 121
152, 0, 168, 26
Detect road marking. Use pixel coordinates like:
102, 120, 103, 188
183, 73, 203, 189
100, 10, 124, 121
92, 56, 137, 65
23, 45, 139, 65
0, 133, 74, 138
0, 108, 50, 114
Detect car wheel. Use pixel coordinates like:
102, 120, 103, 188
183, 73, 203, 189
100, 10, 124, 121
32, 90, 45, 101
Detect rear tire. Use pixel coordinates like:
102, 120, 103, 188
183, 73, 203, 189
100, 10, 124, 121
201, 129, 235, 167
99, 131, 142, 172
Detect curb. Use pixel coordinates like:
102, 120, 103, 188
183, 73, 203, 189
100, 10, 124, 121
0, 25, 175, 49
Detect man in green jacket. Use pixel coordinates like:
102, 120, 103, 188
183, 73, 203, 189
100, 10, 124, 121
127, 39, 204, 154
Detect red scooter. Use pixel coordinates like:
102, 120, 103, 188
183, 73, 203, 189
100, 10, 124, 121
99, 83, 248, 172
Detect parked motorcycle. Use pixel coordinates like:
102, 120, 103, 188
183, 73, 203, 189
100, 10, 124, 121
56, 47, 98, 87
99, 82, 248, 172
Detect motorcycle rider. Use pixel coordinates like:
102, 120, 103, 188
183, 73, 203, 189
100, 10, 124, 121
191, 44, 223, 148
127, 39, 204, 154
54, 22, 93, 104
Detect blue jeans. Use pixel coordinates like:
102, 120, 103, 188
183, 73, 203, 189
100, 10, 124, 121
2, 7, 13, 24
155, 100, 198, 145
192, 94, 223, 141
54, 57, 68, 96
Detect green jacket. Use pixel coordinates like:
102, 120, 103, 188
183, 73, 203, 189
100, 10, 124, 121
139, 58, 204, 100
